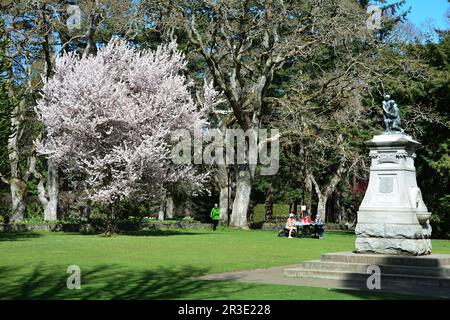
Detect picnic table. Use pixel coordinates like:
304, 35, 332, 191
295, 222, 325, 239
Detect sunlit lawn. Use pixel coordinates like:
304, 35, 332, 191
0, 227, 449, 300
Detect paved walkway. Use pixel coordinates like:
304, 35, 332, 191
197, 265, 450, 299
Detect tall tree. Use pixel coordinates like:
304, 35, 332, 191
273, 0, 419, 221
0, 18, 13, 200
141, 0, 372, 227
1, 0, 144, 221
0, 2, 41, 221
35, 39, 214, 234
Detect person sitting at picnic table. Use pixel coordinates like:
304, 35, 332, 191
301, 210, 307, 218
313, 215, 325, 239
314, 216, 324, 225
302, 212, 312, 224
285, 213, 297, 238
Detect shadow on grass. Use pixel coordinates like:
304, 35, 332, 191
329, 288, 437, 300
0, 264, 248, 300
0, 231, 43, 242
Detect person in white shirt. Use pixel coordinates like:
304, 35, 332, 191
285, 213, 297, 238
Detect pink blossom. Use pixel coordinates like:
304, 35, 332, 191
36, 39, 211, 204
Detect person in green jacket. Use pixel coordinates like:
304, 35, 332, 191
210, 203, 221, 231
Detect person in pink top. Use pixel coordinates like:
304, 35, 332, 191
286, 213, 297, 238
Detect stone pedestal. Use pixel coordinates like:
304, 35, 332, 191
355, 133, 432, 255
284, 252, 450, 298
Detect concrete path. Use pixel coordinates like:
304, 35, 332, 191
197, 264, 450, 299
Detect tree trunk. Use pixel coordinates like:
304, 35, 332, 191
340, 202, 348, 224
37, 9, 59, 221
82, 8, 100, 59
184, 196, 193, 217
158, 192, 166, 221
82, 202, 91, 220
304, 175, 312, 210
308, 156, 348, 222
8, 98, 26, 222
230, 165, 252, 228
10, 178, 26, 222
217, 163, 229, 224
30, 156, 59, 221
165, 195, 174, 219
105, 203, 117, 237
158, 204, 165, 221
317, 194, 327, 221
219, 187, 229, 224
247, 199, 255, 224
45, 159, 59, 221
230, 118, 259, 228
265, 186, 273, 221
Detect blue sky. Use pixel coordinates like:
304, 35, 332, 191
389, 0, 449, 30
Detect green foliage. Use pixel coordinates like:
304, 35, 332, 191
253, 203, 290, 223
84, 199, 197, 233
253, 153, 303, 205
25, 202, 44, 220
181, 216, 195, 223
0, 1, 447, 237
0, 202, 10, 218
87, 202, 109, 230
429, 195, 450, 238
19, 217, 54, 225
378, 31, 450, 237
117, 199, 157, 220
422, 142, 450, 175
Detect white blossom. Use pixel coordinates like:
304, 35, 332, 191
36, 39, 211, 204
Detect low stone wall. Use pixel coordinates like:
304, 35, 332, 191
141, 222, 211, 230
0, 222, 211, 233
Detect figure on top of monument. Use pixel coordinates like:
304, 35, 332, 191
382, 95, 404, 133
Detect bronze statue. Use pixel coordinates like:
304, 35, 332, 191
382, 95, 404, 133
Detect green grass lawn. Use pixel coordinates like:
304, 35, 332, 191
0, 227, 449, 300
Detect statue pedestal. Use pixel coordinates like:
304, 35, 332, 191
355, 133, 432, 255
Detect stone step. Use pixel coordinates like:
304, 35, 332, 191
298, 260, 450, 278
284, 268, 450, 288
320, 252, 450, 267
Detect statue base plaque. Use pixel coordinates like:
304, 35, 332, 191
355, 133, 432, 256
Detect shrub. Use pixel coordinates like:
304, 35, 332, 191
25, 202, 44, 220
181, 216, 195, 223
142, 216, 157, 223
0, 202, 11, 219
20, 218, 60, 225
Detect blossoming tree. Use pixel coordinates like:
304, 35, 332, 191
36, 39, 214, 232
